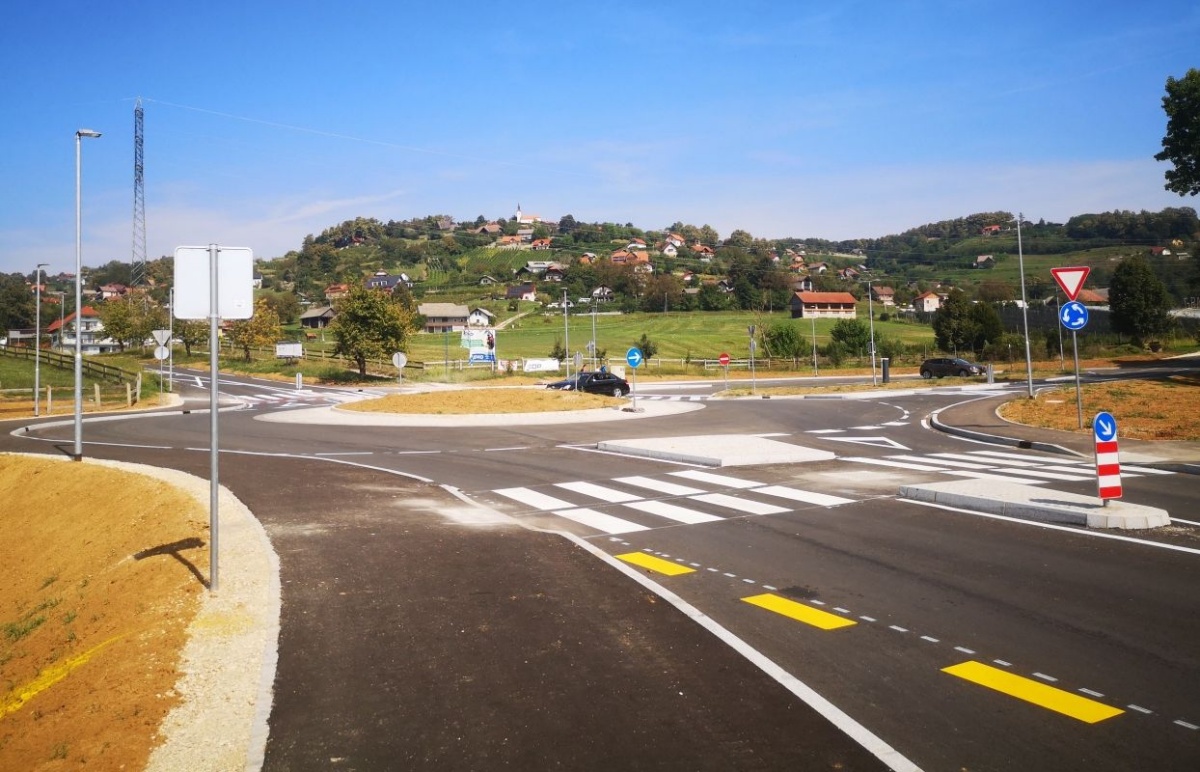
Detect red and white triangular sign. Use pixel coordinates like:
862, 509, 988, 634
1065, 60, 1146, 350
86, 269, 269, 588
1051, 266, 1090, 301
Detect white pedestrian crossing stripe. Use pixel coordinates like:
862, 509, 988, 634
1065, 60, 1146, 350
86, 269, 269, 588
841, 449, 1174, 486
487, 472, 856, 535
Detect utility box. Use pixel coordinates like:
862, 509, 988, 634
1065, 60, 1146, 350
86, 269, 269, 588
881, 357, 890, 384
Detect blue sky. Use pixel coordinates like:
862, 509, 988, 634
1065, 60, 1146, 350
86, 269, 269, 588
3, 1, 1198, 277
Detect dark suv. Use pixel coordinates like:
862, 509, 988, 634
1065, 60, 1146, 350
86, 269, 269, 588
919, 357, 984, 378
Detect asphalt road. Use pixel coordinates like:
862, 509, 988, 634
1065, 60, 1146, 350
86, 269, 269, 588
7, 373, 1199, 770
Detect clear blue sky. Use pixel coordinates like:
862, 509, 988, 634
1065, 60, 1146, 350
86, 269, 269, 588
3, 0, 1197, 277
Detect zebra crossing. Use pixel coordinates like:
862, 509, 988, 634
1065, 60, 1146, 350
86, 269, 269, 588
840, 449, 1176, 486
484, 448, 1177, 536
234, 389, 372, 410
635, 394, 710, 402
490, 470, 855, 535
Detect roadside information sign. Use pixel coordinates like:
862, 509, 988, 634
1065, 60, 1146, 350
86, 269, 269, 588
1051, 266, 1091, 301
1093, 411, 1122, 501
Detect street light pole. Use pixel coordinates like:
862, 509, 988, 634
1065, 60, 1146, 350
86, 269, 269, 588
1015, 213, 1034, 398
33, 263, 48, 416
74, 128, 101, 461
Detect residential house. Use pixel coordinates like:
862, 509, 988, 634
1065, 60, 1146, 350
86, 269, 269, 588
417, 302, 470, 334
324, 283, 351, 302
468, 307, 496, 327
364, 270, 413, 292
659, 243, 678, 257
516, 228, 535, 241
837, 267, 860, 281
505, 282, 537, 302
870, 286, 896, 306
475, 222, 503, 235
791, 276, 815, 293
530, 238, 552, 250
665, 233, 685, 248
252, 272, 264, 289
497, 235, 524, 249
691, 244, 715, 261
914, 291, 942, 313
51, 306, 119, 354
478, 275, 500, 286
300, 306, 337, 329
808, 262, 829, 274
611, 249, 650, 266
790, 291, 858, 319
99, 283, 128, 300
591, 286, 615, 302
981, 224, 1002, 235
974, 255, 995, 268
544, 264, 566, 282
435, 217, 457, 232
1076, 288, 1109, 305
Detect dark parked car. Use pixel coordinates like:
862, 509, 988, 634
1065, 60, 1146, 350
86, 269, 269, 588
919, 357, 984, 378
545, 370, 631, 396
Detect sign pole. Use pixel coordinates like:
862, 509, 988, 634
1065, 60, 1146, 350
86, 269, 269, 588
208, 244, 220, 593
1072, 330, 1083, 429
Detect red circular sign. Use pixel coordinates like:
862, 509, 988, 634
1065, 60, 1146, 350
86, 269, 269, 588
718, 353, 730, 366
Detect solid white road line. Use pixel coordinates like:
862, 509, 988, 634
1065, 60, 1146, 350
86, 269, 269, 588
623, 499, 723, 525
613, 475, 707, 496
493, 487, 575, 511
687, 492, 790, 516
555, 480, 644, 503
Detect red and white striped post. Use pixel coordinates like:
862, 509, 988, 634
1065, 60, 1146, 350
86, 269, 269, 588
1093, 411, 1122, 504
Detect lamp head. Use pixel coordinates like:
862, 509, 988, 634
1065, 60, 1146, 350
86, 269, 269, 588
76, 129, 102, 139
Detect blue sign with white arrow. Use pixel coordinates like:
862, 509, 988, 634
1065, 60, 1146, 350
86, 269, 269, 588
1093, 411, 1117, 442
1060, 300, 1089, 331
626, 347, 644, 369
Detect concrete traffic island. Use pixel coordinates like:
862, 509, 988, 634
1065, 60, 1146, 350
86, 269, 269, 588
899, 479, 1171, 530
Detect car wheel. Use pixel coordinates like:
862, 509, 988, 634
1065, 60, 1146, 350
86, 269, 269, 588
957, 369, 969, 377
613, 386, 625, 397
920, 370, 932, 379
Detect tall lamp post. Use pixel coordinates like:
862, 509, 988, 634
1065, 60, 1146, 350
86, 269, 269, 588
74, 128, 102, 461
862, 279, 878, 386
33, 263, 48, 416
1014, 213, 1034, 398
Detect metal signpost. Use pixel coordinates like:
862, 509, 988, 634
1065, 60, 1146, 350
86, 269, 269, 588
1052, 266, 1092, 430
174, 245, 254, 593
719, 352, 730, 391
392, 351, 407, 383
747, 325, 757, 396
1093, 411, 1122, 505
151, 329, 171, 396
626, 347, 643, 411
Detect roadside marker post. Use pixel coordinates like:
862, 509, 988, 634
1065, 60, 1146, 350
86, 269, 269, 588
718, 352, 730, 391
1093, 412, 1122, 505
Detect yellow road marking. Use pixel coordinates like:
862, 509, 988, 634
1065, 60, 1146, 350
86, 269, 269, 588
1, 636, 122, 718
741, 593, 857, 630
943, 661, 1124, 724
615, 552, 696, 576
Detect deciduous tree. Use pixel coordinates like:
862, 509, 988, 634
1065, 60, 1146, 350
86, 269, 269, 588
1156, 68, 1200, 197
328, 287, 413, 376
228, 297, 282, 362
1109, 255, 1173, 346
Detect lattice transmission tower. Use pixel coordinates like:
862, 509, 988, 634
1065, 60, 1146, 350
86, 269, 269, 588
131, 98, 147, 287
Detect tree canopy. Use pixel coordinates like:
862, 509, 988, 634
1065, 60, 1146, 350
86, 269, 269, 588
1156, 68, 1200, 197
1109, 255, 1173, 346
328, 287, 414, 376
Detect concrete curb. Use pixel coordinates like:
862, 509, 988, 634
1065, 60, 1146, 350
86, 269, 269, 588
928, 398, 1085, 458
900, 479, 1171, 530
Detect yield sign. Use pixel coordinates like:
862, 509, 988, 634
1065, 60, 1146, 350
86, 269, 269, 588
1051, 266, 1090, 301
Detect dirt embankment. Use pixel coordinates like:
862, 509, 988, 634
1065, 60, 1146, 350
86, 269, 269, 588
0, 455, 208, 769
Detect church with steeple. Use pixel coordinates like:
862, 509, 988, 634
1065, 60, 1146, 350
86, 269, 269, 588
515, 203, 542, 225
